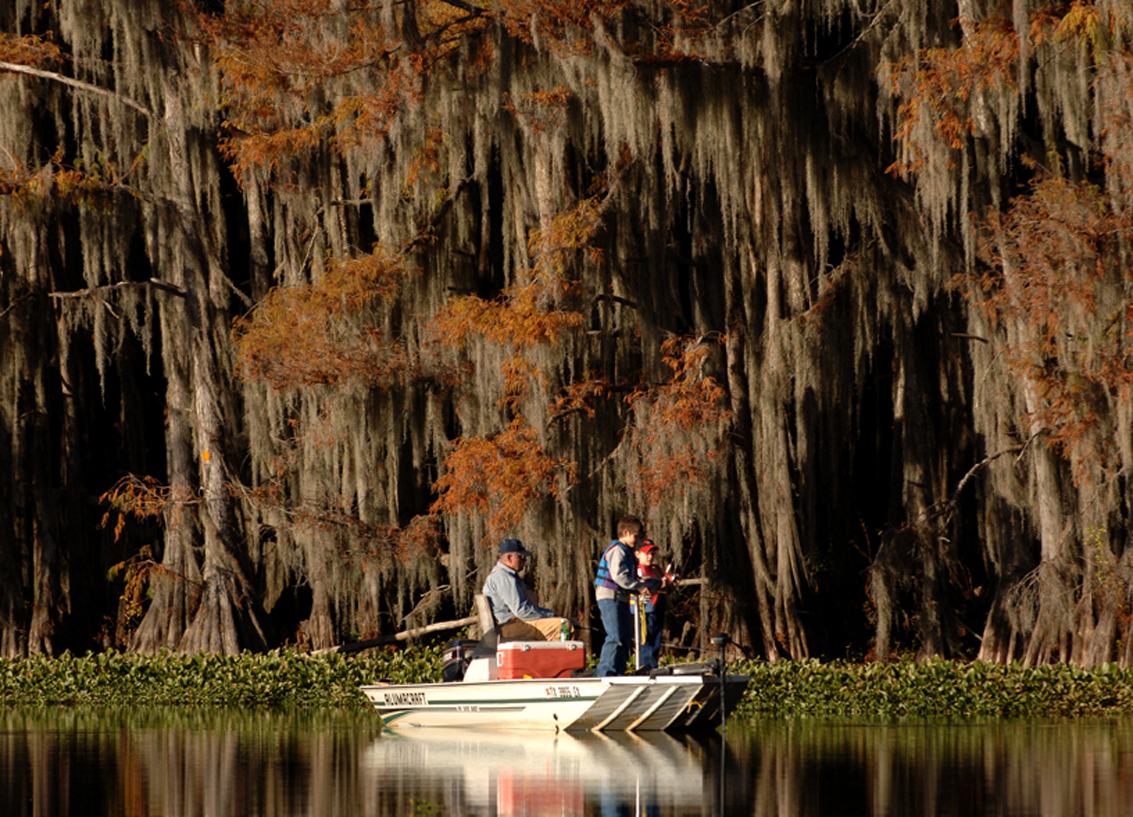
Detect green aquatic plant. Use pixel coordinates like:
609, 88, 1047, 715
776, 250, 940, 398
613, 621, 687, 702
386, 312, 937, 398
730, 658, 1133, 719
4, 650, 1133, 719
0, 647, 444, 707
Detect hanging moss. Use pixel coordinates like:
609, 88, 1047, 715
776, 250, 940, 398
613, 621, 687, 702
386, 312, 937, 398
2, 1, 1132, 665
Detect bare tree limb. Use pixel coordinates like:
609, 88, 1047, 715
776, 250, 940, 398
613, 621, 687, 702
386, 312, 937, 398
400, 584, 451, 624
49, 279, 187, 300
593, 293, 638, 309
0, 61, 152, 118
312, 615, 478, 655
928, 433, 1041, 524
398, 178, 471, 254
0, 293, 34, 319
950, 443, 1023, 502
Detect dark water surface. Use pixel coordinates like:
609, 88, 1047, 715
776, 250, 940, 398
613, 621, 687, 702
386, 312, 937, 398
1, 707, 1131, 815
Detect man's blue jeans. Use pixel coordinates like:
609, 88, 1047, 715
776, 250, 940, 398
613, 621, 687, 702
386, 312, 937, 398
596, 596, 632, 677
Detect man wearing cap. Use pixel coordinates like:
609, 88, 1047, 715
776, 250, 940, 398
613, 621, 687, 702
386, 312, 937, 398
482, 539, 575, 641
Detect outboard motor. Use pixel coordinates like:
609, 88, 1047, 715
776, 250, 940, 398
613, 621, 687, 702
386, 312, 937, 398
441, 639, 479, 682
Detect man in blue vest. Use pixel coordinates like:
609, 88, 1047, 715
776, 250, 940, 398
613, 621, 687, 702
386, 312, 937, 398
594, 515, 660, 676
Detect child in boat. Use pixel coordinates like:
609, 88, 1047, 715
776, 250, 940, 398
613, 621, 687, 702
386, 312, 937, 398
634, 540, 672, 670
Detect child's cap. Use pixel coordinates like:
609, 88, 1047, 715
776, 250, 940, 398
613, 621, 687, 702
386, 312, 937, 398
639, 540, 659, 554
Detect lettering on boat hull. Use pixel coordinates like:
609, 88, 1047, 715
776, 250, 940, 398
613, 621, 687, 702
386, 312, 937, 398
383, 691, 427, 707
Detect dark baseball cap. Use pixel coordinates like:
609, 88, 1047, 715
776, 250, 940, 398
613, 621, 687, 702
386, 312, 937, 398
499, 538, 532, 556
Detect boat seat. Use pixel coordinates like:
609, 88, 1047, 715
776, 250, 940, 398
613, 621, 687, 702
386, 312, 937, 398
473, 592, 541, 650
473, 593, 496, 640
470, 594, 501, 660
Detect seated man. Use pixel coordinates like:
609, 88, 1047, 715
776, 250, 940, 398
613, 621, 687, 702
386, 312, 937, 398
482, 539, 575, 641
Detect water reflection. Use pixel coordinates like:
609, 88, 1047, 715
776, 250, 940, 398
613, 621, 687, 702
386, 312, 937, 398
736, 718, 1133, 817
0, 708, 385, 817
362, 728, 721, 815
1, 708, 1132, 815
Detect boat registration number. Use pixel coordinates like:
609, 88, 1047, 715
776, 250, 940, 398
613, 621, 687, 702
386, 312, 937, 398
545, 685, 581, 698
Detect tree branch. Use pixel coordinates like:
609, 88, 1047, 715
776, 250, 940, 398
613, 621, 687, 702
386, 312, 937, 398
593, 293, 638, 309
49, 279, 187, 300
0, 293, 34, 319
0, 61, 152, 118
312, 615, 478, 655
398, 178, 470, 254
929, 433, 1041, 523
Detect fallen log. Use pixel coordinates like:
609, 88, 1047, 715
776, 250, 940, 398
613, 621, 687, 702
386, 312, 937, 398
313, 615, 478, 655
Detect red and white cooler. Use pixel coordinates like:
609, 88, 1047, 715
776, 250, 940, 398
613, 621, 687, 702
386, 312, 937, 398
496, 640, 586, 679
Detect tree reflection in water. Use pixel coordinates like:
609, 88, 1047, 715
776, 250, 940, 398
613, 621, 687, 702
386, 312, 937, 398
1, 709, 1131, 815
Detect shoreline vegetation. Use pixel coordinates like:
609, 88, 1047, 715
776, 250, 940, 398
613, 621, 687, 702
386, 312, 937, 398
3, 650, 1132, 718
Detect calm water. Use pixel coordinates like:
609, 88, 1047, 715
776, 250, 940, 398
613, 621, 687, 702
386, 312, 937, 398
1, 707, 1131, 815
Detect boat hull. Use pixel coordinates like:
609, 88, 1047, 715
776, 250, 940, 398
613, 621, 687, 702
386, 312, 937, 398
359, 672, 749, 732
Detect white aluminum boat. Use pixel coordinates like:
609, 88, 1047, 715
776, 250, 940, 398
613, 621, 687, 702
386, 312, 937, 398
360, 639, 749, 732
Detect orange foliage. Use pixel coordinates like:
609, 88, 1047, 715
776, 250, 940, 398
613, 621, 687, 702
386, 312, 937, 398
99, 473, 203, 621
430, 190, 606, 353
891, 4, 1133, 482
431, 418, 577, 537
623, 337, 732, 508
820, 0, 1133, 491
196, 0, 489, 178
233, 250, 412, 389
495, 0, 708, 54
549, 374, 615, 420
201, 0, 712, 179
432, 280, 585, 352
527, 191, 607, 272
887, 6, 1128, 177
0, 32, 62, 68
390, 514, 447, 565
504, 86, 575, 134
497, 0, 630, 50
207, 1, 730, 539
402, 126, 445, 189
428, 191, 608, 403
106, 544, 162, 625
963, 173, 1133, 465
100, 475, 180, 541
0, 145, 132, 203
238, 461, 446, 566
1044, 1, 1117, 58
886, 17, 1020, 176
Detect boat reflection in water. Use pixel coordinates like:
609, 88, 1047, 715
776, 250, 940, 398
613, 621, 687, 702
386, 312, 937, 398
361, 727, 728, 816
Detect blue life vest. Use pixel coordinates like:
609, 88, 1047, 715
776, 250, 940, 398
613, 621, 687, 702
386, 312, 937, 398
595, 541, 631, 590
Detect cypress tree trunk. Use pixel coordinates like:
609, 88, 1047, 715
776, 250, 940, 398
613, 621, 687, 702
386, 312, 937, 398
161, 73, 270, 655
